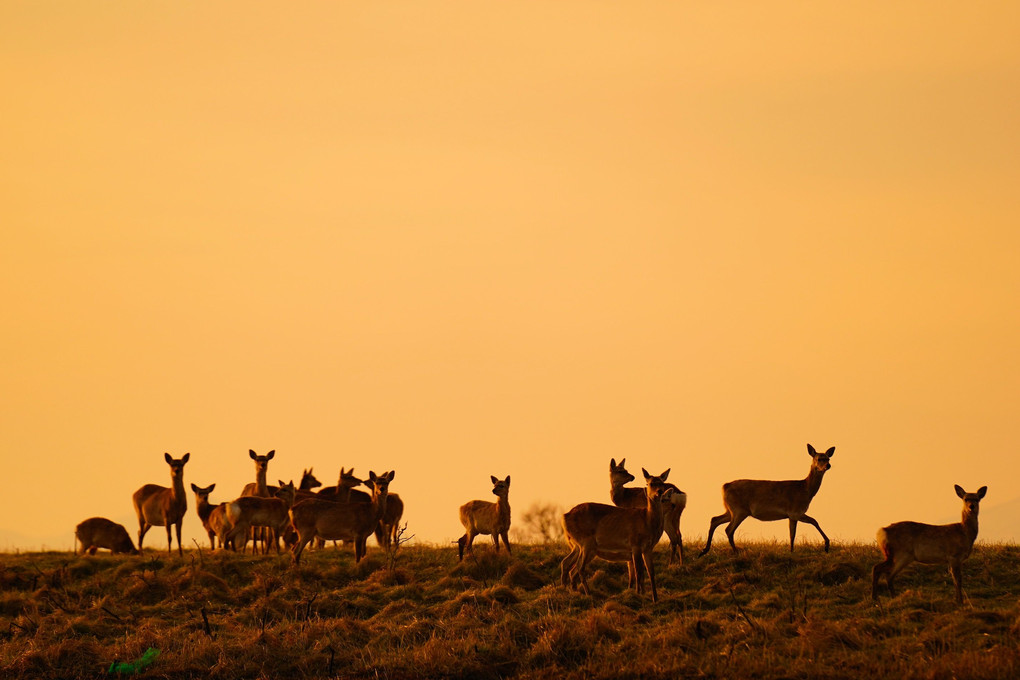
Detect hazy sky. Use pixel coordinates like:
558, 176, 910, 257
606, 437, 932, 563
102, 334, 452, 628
3, 2, 1019, 552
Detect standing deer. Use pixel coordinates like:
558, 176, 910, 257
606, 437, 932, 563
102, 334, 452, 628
457, 475, 511, 560
132, 453, 190, 556
561, 468, 672, 602
240, 449, 275, 553
610, 458, 688, 564
316, 467, 370, 502
872, 485, 987, 604
290, 470, 394, 564
225, 480, 297, 554
376, 491, 405, 550
190, 483, 221, 550
700, 444, 835, 556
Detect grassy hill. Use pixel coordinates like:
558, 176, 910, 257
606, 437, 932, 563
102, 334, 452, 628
1, 541, 1018, 679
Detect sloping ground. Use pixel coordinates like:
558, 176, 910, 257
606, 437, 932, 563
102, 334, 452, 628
1, 542, 1018, 679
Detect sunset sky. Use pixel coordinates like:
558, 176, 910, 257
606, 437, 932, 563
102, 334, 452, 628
3, 2, 1019, 552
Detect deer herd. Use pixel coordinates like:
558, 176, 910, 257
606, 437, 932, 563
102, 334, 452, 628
72, 444, 988, 605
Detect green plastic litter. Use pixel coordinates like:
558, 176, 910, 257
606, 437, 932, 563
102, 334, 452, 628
107, 647, 160, 675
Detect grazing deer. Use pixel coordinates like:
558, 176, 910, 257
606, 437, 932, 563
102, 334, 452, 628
132, 453, 190, 556
872, 485, 987, 604
610, 458, 688, 564
457, 475, 511, 560
290, 470, 394, 564
75, 517, 138, 555
700, 444, 835, 556
561, 468, 672, 602
190, 483, 221, 550
225, 480, 297, 554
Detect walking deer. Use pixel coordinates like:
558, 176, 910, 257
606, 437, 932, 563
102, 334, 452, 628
457, 475, 511, 560
75, 517, 138, 555
872, 485, 987, 604
562, 468, 672, 602
290, 470, 394, 564
225, 480, 297, 554
700, 444, 834, 556
610, 458, 688, 564
132, 452, 190, 556
191, 483, 221, 550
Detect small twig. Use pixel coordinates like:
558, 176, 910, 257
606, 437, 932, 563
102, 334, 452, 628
199, 607, 215, 639
729, 587, 762, 634
101, 606, 124, 622
325, 644, 335, 675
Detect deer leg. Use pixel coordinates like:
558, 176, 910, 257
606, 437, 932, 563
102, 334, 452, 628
492, 533, 500, 551
165, 525, 174, 556
631, 550, 644, 594
175, 521, 183, 556
884, 555, 913, 597
725, 512, 749, 553
457, 535, 467, 560
872, 558, 893, 599
560, 545, 579, 587
137, 521, 150, 551
798, 514, 830, 552
700, 511, 731, 557
575, 548, 596, 596
501, 531, 511, 555
642, 549, 658, 602
789, 518, 798, 552
950, 560, 964, 604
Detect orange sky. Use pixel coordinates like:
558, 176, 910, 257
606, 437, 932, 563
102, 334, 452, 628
2, 2, 1019, 552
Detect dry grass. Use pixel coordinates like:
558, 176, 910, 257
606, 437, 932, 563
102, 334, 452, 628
1, 541, 1018, 678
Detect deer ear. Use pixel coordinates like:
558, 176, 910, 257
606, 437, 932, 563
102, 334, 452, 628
610, 458, 616, 468
504, 475, 510, 485
642, 468, 651, 480
825, 447, 835, 456
955, 484, 966, 499
807, 444, 817, 456
266, 450, 275, 460
164, 452, 173, 463
977, 486, 987, 499
249, 449, 257, 460
208, 483, 215, 492
387, 470, 395, 482
660, 468, 671, 482
182, 453, 190, 464
490, 475, 499, 485
190, 483, 199, 492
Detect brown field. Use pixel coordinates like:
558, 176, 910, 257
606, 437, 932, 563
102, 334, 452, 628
1, 541, 1018, 679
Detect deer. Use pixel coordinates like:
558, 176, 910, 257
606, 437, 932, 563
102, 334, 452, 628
293, 468, 324, 502
75, 517, 138, 555
561, 468, 672, 602
225, 480, 297, 554
457, 475, 511, 560
190, 483, 222, 550
132, 452, 190, 556
316, 467, 371, 502
872, 485, 987, 604
376, 492, 405, 550
700, 444, 835, 556
290, 470, 394, 564
610, 458, 688, 564
240, 449, 276, 553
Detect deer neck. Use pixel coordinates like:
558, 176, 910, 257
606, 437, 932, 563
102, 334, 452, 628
961, 507, 979, 543
254, 468, 268, 496
496, 494, 511, 524
170, 473, 187, 510
372, 490, 389, 522
196, 498, 213, 522
804, 466, 827, 499
644, 491, 665, 532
